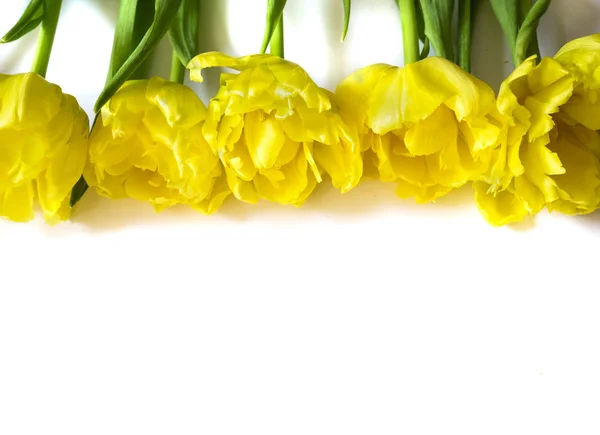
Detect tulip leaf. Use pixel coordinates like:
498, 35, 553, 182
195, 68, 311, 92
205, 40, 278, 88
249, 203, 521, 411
489, 0, 519, 50
489, 0, 522, 63
415, 1, 427, 44
168, 0, 200, 65
259, 0, 287, 53
418, 0, 455, 61
341, 0, 351, 41
514, 0, 550, 64
72, 0, 181, 208
70, 173, 91, 208
420, 37, 430, 59
490, 0, 549, 66
1, 0, 44, 43
107, 0, 155, 81
94, 0, 183, 113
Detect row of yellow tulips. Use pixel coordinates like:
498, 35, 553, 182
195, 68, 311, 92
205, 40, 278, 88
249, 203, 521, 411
1, 34, 599, 226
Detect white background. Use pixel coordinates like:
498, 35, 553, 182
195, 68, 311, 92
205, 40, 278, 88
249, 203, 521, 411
1, 1, 600, 434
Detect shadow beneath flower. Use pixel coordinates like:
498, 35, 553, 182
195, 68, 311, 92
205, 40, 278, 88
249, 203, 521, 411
71, 179, 484, 233
507, 218, 536, 232
71, 191, 167, 232
433, 184, 476, 208
571, 211, 600, 234
61, 182, 600, 234
303, 179, 441, 218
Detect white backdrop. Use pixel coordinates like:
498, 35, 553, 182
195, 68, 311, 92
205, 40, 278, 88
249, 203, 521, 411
1, 1, 600, 434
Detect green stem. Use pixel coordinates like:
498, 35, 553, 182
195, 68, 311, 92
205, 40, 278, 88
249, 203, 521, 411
170, 50, 186, 83
31, 0, 63, 77
458, 0, 471, 72
513, 0, 550, 65
399, 0, 419, 64
269, 15, 284, 58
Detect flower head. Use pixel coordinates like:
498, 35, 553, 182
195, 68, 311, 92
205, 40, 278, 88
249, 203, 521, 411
187, 52, 362, 205
336, 57, 502, 203
474, 34, 600, 226
0, 72, 88, 223
85, 77, 229, 214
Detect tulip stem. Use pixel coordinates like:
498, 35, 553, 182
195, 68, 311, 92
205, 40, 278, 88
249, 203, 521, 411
399, 0, 419, 65
514, 0, 549, 65
170, 50, 186, 83
270, 15, 284, 58
458, 0, 472, 72
31, 0, 63, 77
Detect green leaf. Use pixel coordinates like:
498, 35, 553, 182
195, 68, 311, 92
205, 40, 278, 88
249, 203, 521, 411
490, 0, 551, 66
72, 0, 181, 207
1, 0, 44, 43
70, 174, 90, 208
489, 0, 521, 61
168, 0, 200, 65
514, 0, 550, 64
94, 0, 183, 113
419, 0, 455, 61
420, 37, 430, 59
415, 1, 426, 43
70, 114, 99, 208
259, 0, 287, 54
107, 0, 155, 82
341, 0, 351, 41
518, 0, 533, 24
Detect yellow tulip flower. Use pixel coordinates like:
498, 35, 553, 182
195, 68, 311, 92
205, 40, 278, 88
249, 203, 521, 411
474, 34, 600, 226
85, 77, 229, 214
0, 72, 88, 223
336, 57, 502, 203
187, 52, 362, 206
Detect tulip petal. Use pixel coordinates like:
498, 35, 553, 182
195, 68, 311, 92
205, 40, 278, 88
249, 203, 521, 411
87, 78, 229, 213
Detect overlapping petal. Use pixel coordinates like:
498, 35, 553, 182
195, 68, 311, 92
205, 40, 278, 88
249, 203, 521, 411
85, 77, 229, 214
336, 57, 503, 203
475, 34, 600, 226
0, 72, 88, 223
187, 52, 363, 205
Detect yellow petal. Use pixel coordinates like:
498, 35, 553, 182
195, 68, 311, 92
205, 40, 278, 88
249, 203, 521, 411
0, 183, 34, 222
88, 78, 228, 212
404, 104, 458, 156
396, 179, 453, 203
244, 111, 286, 169
473, 181, 529, 226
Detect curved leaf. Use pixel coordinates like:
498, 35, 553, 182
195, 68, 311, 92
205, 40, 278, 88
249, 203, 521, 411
168, 0, 200, 64
489, 0, 521, 55
341, 0, 351, 41
490, 0, 549, 66
259, 0, 287, 53
94, 0, 183, 113
1, 0, 44, 43
420, 37, 430, 59
514, 0, 550, 64
107, 0, 155, 81
419, 0, 455, 61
